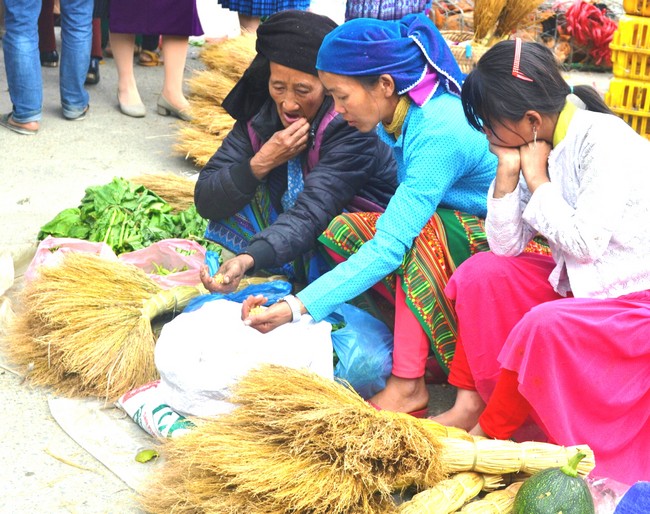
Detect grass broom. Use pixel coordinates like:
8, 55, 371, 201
457, 481, 523, 513
4, 253, 201, 401
173, 125, 223, 167
398, 472, 504, 513
187, 69, 237, 105
473, 0, 508, 42
141, 365, 595, 513
199, 33, 256, 77
493, 0, 545, 41
440, 436, 594, 476
129, 173, 196, 212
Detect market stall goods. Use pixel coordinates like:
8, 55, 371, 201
4, 253, 201, 401
140, 365, 595, 513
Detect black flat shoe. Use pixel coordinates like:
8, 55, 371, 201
40, 50, 59, 68
85, 57, 101, 85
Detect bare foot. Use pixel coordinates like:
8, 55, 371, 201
368, 375, 428, 414
429, 388, 486, 432
469, 423, 488, 438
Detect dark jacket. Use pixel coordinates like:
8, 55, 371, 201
194, 97, 397, 272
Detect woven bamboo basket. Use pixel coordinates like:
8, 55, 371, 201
442, 31, 490, 74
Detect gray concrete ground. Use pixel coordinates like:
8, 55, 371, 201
0, 35, 204, 514
0, 17, 615, 514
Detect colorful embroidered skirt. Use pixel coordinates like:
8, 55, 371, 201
318, 208, 550, 373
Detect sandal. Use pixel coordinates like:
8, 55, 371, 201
0, 113, 39, 135
138, 49, 163, 67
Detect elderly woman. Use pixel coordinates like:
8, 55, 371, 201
243, 14, 505, 415
195, 10, 397, 291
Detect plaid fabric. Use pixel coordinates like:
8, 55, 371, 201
319, 208, 550, 373
345, 0, 431, 21
217, 0, 310, 16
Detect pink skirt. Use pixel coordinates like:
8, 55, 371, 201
446, 251, 650, 484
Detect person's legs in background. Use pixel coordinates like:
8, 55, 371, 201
1, 0, 42, 132
85, 16, 102, 84
157, 34, 191, 121
58, 0, 92, 119
110, 32, 146, 116
138, 33, 162, 66
38, 0, 59, 66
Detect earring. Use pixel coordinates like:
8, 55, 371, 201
532, 126, 537, 149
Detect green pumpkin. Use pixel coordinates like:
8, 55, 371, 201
513, 451, 595, 514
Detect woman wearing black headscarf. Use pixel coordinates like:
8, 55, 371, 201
195, 10, 397, 292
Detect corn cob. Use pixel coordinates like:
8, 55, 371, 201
457, 481, 523, 513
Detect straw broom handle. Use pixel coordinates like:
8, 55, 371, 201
140, 286, 202, 320
439, 436, 595, 477
456, 481, 523, 513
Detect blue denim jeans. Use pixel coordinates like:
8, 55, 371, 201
2, 0, 92, 122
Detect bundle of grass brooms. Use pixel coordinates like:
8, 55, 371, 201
446, 0, 546, 73
4, 252, 202, 401
174, 34, 257, 167
140, 365, 595, 514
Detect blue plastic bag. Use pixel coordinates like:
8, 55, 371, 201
328, 303, 394, 399
184, 280, 292, 313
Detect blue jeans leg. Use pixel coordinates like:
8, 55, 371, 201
2, 0, 42, 123
59, 0, 93, 118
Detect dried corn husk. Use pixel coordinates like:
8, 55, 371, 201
441, 437, 595, 477
399, 472, 504, 514
457, 481, 523, 513
5, 253, 201, 400
129, 173, 196, 212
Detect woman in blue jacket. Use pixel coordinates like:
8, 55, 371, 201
243, 14, 503, 416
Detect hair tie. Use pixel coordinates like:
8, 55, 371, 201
570, 85, 574, 94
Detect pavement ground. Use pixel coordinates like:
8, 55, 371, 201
0, 13, 614, 514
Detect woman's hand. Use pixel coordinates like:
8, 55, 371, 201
489, 144, 521, 198
519, 140, 551, 193
199, 254, 254, 294
249, 118, 310, 179
242, 294, 294, 333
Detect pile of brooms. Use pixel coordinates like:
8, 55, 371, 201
174, 34, 257, 168
140, 365, 595, 514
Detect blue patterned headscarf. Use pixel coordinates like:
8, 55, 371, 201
317, 13, 463, 106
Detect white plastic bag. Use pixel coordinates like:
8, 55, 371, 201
154, 299, 333, 417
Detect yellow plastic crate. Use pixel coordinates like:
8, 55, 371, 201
610, 15, 650, 80
606, 78, 650, 139
605, 77, 650, 113
610, 108, 650, 140
623, 0, 650, 16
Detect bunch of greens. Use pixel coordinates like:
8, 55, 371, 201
38, 177, 220, 255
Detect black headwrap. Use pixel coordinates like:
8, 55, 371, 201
222, 10, 338, 121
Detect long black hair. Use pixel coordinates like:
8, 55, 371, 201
461, 40, 612, 133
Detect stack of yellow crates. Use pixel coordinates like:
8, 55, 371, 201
605, 0, 650, 140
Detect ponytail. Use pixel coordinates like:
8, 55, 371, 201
572, 84, 613, 114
